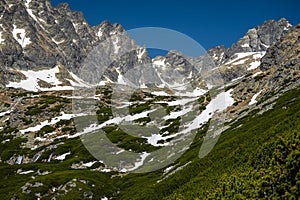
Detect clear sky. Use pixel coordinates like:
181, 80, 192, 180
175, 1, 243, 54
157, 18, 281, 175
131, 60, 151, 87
50, 0, 299, 51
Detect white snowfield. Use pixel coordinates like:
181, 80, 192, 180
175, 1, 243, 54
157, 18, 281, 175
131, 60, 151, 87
223, 51, 266, 70
152, 57, 166, 68
74, 89, 234, 147
97, 28, 103, 38
25, 0, 46, 30
252, 71, 263, 77
126, 152, 150, 172
6, 66, 88, 92
0, 110, 12, 117
0, 31, 4, 44
152, 88, 206, 97
25, 0, 37, 22
248, 61, 261, 70
225, 52, 258, 65
19, 170, 34, 175
248, 52, 266, 70
82, 161, 97, 167
12, 25, 31, 48
181, 89, 234, 134
143, 89, 235, 146
20, 112, 85, 134
116, 69, 128, 85
249, 90, 263, 105
241, 43, 250, 48
137, 48, 147, 60
54, 152, 71, 160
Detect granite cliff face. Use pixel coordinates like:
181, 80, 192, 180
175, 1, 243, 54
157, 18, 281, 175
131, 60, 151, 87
0, 0, 299, 130
0, 0, 296, 91
0, 0, 127, 70
205, 18, 293, 82
0, 0, 138, 87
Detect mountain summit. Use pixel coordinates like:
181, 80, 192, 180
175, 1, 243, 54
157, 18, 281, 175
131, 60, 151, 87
0, 0, 294, 90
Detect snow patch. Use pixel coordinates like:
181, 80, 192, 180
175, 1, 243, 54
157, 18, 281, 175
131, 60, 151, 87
137, 48, 146, 60
67, 72, 91, 88
97, 29, 103, 38
164, 165, 175, 173
16, 156, 23, 164
1, 138, 10, 143
0, 110, 12, 117
127, 152, 150, 171
25, 0, 38, 22
253, 52, 266, 59
12, 25, 31, 48
55, 152, 71, 160
163, 105, 193, 120
181, 89, 235, 135
72, 22, 79, 31
152, 91, 169, 96
116, 69, 127, 85
157, 97, 198, 106
241, 43, 250, 48
112, 37, 120, 54
83, 161, 97, 167
248, 61, 261, 70
231, 76, 245, 82
145, 134, 165, 146
252, 71, 262, 77
261, 43, 270, 48
153, 58, 166, 68
19, 170, 34, 175
249, 90, 262, 105
101, 168, 111, 173
247, 52, 265, 70
70, 108, 157, 138
0, 31, 4, 44
212, 53, 218, 60
52, 38, 65, 44
20, 112, 84, 134
6, 66, 74, 92
233, 59, 246, 65
174, 88, 207, 97
145, 90, 234, 146
225, 52, 257, 65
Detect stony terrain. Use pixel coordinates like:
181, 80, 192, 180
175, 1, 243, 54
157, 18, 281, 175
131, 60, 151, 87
0, 0, 299, 199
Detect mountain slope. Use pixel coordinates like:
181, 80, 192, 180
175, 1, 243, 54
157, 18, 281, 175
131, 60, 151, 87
0, 0, 299, 199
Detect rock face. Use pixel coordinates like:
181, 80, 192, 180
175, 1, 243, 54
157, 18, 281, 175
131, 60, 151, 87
227, 18, 292, 56
0, 0, 296, 91
204, 18, 293, 82
0, 0, 126, 71
0, 0, 133, 86
229, 24, 300, 115
259, 24, 300, 90
260, 24, 300, 72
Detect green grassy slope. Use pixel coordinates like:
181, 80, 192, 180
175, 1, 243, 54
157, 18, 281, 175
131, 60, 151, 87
0, 87, 299, 199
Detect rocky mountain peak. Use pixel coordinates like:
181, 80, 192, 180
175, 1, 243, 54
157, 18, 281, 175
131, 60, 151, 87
227, 18, 292, 56
260, 23, 300, 72
0, 0, 126, 87
207, 18, 292, 66
0, 0, 297, 93
93, 20, 125, 41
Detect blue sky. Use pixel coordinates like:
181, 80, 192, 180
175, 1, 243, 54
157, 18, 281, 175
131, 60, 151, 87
51, 0, 299, 51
